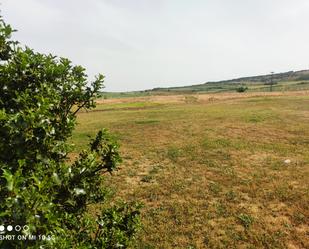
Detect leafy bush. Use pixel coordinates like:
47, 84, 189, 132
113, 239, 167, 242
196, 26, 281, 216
0, 16, 140, 248
236, 86, 248, 93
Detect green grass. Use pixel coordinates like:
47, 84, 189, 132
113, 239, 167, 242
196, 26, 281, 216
135, 120, 160, 125
72, 94, 309, 248
87, 101, 163, 111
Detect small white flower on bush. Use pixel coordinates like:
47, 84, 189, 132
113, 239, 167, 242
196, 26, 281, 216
74, 188, 86, 195
284, 159, 291, 164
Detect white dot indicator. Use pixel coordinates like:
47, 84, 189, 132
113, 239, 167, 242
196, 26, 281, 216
15, 225, 21, 232
7, 225, 13, 231
23, 225, 29, 232
0, 225, 4, 231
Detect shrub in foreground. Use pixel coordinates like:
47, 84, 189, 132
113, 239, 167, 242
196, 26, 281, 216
0, 16, 140, 248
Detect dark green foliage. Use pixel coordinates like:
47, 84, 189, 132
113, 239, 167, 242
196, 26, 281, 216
236, 86, 248, 93
0, 18, 16, 60
0, 16, 140, 248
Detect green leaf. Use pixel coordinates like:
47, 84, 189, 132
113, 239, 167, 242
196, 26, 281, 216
2, 169, 14, 191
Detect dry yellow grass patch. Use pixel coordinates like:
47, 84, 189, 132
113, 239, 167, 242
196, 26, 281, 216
73, 92, 309, 248
97, 90, 309, 105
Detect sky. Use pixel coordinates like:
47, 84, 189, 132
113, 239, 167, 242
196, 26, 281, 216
1, 0, 309, 91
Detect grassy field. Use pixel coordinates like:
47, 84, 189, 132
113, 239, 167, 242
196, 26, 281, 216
72, 92, 309, 249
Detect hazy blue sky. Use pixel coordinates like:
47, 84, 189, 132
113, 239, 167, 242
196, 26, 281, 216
1, 0, 309, 91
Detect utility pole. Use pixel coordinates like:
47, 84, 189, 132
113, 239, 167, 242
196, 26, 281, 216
270, 71, 274, 92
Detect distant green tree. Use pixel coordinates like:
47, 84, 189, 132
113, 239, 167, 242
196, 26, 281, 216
236, 86, 248, 93
0, 16, 140, 248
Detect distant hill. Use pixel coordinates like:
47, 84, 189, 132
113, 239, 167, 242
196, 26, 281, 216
150, 70, 309, 93
101, 70, 309, 98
